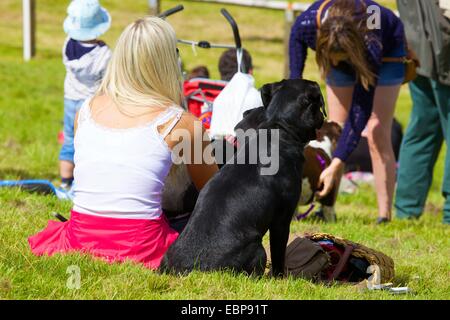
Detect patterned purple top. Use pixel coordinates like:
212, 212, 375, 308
289, 0, 405, 161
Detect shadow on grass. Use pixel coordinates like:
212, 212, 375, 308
393, 272, 411, 287
0, 42, 61, 60
0, 167, 58, 181
243, 35, 283, 44
0, 43, 22, 58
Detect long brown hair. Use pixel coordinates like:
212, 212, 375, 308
316, 0, 377, 90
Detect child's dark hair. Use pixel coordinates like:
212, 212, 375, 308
218, 48, 253, 81
316, 0, 377, 90
187, 65, 210, 80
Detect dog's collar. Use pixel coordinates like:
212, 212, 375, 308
316, 153, 327, 170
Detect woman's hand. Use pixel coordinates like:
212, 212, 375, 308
316, 158, 344, 199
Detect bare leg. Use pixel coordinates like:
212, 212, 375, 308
325, 85, 354, 196
367, 85, 401, 220
326, 85, 354, 126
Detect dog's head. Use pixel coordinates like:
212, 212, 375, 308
316, 121, 342, 152
261, 79, 326, 142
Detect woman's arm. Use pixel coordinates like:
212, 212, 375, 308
166, 112, 219, 191
289, 16, 309, 79
74, 111, 80, 135
316, 83, 376, 198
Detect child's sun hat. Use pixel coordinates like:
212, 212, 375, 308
63, 0, 111, 41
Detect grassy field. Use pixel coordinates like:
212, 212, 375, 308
0, 0, 449, 300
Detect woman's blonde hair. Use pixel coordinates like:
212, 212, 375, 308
98, 17, 183, 114
316, 0, 378, 90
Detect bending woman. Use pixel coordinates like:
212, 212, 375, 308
289, 0, 406, 223
29, 17, 218, 269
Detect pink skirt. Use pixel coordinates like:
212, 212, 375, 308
28, 210, 179, 269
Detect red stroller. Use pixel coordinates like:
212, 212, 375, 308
183, 79, 228, 129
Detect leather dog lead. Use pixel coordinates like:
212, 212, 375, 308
382, 57, 406, 63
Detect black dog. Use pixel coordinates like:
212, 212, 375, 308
159, 79, 325, 276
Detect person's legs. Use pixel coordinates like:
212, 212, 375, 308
59, 98, 84, 187
325, 85, 355, 205
431, 80, 450, 224
325, 65, 356, 126
367, 84, 402, 220
395, 76, 443, 220
326, 85, 354, 127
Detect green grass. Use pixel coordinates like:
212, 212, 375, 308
0, 0, 449, 300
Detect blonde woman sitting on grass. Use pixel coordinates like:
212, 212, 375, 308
29, 17, 218, 269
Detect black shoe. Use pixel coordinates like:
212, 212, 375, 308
376, 217, 390, 225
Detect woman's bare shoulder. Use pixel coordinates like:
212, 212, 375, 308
175, 111, 203, 133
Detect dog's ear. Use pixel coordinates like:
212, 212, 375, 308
329, 121, 343, 145
242, 109, 254, 118
331, 121, 343, 137
260, 80, 284, 108
317, 121, 340, 142
260, 83, 273, 108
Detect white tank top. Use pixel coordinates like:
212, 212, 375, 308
72, 97, 183, 220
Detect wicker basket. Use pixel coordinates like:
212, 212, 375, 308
306, 232, 395, 283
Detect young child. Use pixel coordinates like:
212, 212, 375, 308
218, 48, 254, 81
60, 0, 112, 190
187, 65, 210, 80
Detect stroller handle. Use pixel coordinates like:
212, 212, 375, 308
177, 39, 235, 49
220, 8, 242, 49
158, 5, 184, 19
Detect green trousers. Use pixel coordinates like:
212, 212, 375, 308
395, 75, 450, 224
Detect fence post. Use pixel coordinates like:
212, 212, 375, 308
283, 3, 295, 79
148, 0, 161, 15
23, 0, 36, 61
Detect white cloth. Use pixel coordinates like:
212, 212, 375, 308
440, 0, 450, 9
209, 72, 262, 138
72, 98, 183, 220
63, 38, 112, 100
440, 0, 450, 18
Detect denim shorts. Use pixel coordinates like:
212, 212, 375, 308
59, 98, 85, 162
326, 44, 406, 87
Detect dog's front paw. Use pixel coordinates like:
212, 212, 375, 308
269, 266, 285, 278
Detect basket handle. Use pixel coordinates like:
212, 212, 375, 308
329, 244, 354, 281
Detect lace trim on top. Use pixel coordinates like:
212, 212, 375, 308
77, 97, 183, 136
